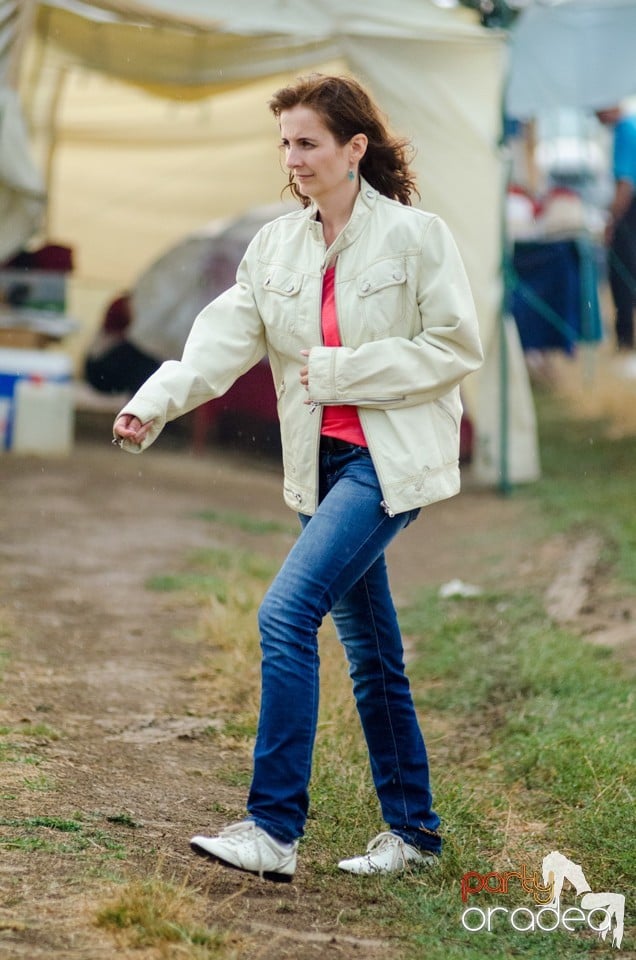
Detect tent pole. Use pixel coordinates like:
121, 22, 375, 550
498, 107, 513, 496
499, 248, 511, 495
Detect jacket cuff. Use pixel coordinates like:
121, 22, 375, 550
114, 399, 167, 453
307, 347, 338, 402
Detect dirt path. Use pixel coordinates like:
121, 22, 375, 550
0, 431, 629, 958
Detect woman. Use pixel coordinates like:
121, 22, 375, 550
113, 74, 483, 882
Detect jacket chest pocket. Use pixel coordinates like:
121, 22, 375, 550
261, 266, 304, 340
356, 258, 408, 339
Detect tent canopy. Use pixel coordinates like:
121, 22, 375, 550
3, 0, 544, 485
21, 0, 505, 289
33, 0, 490, 99
6, 0, 636, 485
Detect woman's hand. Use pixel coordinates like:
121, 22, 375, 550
113, 413, 154, 445
300, 349, 314, 404
299, 349, 310, 390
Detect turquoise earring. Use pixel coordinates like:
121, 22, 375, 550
348, 169, 355, 181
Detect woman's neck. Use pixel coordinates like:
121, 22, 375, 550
316, 187, 358, 247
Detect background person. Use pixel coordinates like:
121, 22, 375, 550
596, 105, 636, 351
84, 293, 160, 395
113, 73, 483, 882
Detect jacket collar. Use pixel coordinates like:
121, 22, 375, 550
306, 177, 378, 260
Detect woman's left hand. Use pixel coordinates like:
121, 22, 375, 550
299, 349, 310, 391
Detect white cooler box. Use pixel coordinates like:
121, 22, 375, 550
0, 348, 74, 455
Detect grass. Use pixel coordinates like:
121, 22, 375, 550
169, 391, 635, 958
0, 721, 61, 739
396, 588, 634, 952
96, 872, 241, 956
1, 391, 633, 958
146, 547, 279, 601
0, 813, 129, 857
0, 717, 61, 783
194, 508, 297, 537
528, 391, 636, 586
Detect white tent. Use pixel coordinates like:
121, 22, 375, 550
0, 0, 46, 261
507, 0, 636, 121
2, 0, 541, 484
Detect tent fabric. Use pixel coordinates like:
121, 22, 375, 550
44, 0, 487, 41
1, 0, 35, 87
337, 28, 534, 484
472, 315, 540, 485
507, 0, 636, 120
9, 0, 542, 485
35, 2, 339, 96
0, 0, 46, 260
0, 88, 46, 261
129, 203, 293, 360
33, 0, 495, 98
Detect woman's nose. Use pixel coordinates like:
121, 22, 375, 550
286, 147, 301, 169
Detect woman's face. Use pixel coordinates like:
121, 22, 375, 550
279, 105, 354, 205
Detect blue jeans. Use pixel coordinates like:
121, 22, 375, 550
247, 443, 442, 854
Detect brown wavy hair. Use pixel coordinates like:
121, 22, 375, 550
268, 74, 419, 207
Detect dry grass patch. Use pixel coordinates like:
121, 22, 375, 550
95, 871, 245, 958
540, 344, 636, 437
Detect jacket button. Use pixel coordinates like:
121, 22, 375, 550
361, 281, 371, 292
393, 271, 403, 282
365, 190, 374, 198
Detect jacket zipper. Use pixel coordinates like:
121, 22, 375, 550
314, 396, 405, 406
309, 255, 328, 509
331, 257, 398, 517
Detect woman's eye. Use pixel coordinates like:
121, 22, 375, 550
279, 139, 315, 151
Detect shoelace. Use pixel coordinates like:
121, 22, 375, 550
365, 831, 409, 865
219, 821, 256, 841
220, 821, 265, 874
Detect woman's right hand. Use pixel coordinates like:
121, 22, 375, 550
113, 413, 154, 445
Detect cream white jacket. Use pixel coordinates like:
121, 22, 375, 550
117, 180, 483, 516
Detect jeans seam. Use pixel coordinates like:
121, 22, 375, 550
360, 571, 410, 829
300, 650, 318, 828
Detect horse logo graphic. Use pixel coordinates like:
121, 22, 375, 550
542, 850, 625, 949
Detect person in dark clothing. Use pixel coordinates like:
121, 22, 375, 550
597, 106, 636, 350
84, 294, 161, 395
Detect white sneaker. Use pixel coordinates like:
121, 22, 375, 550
190, 821, 298, 883
337, 831, 437, 875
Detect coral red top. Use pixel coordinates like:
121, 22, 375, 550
320, 265, 367, 446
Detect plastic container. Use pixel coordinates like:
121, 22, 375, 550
0, 348, 74, 454
0, 397, 10, 448
13, 377, 74, 455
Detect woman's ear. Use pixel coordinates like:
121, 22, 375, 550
350, 133, 368, 165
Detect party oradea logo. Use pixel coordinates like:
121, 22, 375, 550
460, 850, 625, 950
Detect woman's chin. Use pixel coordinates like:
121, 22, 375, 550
295, 179, 314, 196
